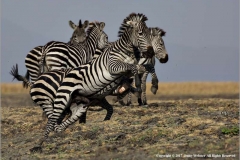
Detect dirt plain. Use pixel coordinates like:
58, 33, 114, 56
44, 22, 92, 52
1, 82, 239, 160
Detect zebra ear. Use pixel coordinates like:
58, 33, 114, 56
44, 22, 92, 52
126, 21, 137, 28
78, 20, 83, 28
83, 20, 89, 29
151, 28, 157, 36
69, 20, 77, 30
99, 22, 105, 31
159, 29, 166, 37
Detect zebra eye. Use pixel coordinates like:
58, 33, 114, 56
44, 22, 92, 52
138, 31, 143, 36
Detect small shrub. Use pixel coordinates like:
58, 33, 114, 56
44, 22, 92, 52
221, 126, 239, 136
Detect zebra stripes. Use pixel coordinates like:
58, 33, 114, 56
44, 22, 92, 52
24, 20, 89, 87
10, 63, 93, 126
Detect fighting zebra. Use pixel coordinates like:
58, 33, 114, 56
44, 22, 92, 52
24, 19, 89, 87
114, 27, 169, 106
27, 13, 154, 152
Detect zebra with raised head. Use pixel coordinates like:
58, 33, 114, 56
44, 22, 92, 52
27, 13, 154, 152
115, 27, 169, 106
24, 19, 89, 88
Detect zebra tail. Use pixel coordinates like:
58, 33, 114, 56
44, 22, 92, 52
10, 64, 32, 88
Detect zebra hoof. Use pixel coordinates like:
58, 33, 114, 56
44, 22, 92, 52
30, 146, 42, 153
126, 102, 132, 106
79, 119, 86, 124
150, 86, 158, 95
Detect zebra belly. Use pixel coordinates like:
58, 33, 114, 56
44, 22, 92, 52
76, 76, 122, 99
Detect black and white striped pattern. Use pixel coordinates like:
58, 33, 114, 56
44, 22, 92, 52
39, 21, 108, 74
117, 27, 169, 106
24, 20, 89, 87
10, 64, 90, 125
38, 13, 153, 142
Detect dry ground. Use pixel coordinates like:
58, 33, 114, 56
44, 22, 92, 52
1, 82, 239, 160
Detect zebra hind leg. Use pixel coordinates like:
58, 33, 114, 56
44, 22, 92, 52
55, 96, 91, 132
57, 107, 71, 125
72, 96, 90, 124
30, 118, 56, 153
55, 103, 88, 132
79, 112, 87, 123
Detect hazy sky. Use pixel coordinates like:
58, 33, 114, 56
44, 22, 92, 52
1, 0, 239, 82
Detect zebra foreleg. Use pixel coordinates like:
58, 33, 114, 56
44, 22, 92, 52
140, 72, 149, 106
151, 73, 159, 95
146, 64, 159, 95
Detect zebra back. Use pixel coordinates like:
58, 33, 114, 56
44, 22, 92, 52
24, 19, 89, 87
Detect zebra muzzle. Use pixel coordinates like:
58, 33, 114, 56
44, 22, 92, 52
159, 54, 169, 63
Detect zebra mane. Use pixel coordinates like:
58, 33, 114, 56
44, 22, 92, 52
86, 21, 100, 36
151, 27, 166, 37
118, 13, 148, 37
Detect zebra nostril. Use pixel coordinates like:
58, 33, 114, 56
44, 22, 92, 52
160, 54, 168, 63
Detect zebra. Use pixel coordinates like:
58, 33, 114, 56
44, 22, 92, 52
113, 27, 169, 106
24, 19, 89, 88
38, 21, 108, 75
10, 21, 108, 119
28, 13, 154, 152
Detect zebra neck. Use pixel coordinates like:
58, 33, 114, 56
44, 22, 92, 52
67, 40, 84, 47
85, 36, 99, 59
111, 34, 134, 56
